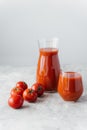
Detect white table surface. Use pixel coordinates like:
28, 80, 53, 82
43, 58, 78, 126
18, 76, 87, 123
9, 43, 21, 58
0, 65, 87, 130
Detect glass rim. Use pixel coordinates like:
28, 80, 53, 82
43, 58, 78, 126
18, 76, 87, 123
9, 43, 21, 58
60, 70, 82, 78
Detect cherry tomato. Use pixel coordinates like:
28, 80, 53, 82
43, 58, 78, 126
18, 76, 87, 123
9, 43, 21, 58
31, 83, 45, 97
23, 88, 37, 102
16, 81, 28, 90
8, 95, 24, 109
10, 87, 24, 96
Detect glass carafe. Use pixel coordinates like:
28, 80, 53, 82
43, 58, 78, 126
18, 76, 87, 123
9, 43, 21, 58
36, 38, 60, 92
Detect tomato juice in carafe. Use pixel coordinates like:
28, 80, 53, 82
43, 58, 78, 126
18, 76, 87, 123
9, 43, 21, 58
36, 38, 60, 92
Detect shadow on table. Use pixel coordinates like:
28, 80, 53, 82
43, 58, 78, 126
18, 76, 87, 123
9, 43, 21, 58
21, 105, 29, 109
78, 94, 87, 103
36, 93, 50, 103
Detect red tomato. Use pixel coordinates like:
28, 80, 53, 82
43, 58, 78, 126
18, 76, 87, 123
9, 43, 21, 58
10, 87, 24, 96
16, 81, 28, 90
31, 83, 45, 97
23, 88, 37, 102
8, 95, 24, 109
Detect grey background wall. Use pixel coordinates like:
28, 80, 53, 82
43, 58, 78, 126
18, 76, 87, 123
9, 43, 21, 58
0, 0, 87, 66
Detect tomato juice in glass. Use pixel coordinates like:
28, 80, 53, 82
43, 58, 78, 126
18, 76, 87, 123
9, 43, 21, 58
58, 71, 83, 101
36, 38, 60, 92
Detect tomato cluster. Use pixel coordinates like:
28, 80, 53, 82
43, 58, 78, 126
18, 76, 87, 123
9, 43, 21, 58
8, 81, 45, 109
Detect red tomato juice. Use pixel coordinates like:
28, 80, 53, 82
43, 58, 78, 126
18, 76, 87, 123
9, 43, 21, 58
58, 72, 83, 101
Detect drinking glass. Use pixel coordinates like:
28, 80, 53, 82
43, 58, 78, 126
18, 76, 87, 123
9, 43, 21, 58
58, 71, 83, 101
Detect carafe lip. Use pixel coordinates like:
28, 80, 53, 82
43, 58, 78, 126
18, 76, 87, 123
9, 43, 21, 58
38, 38, 59, 49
